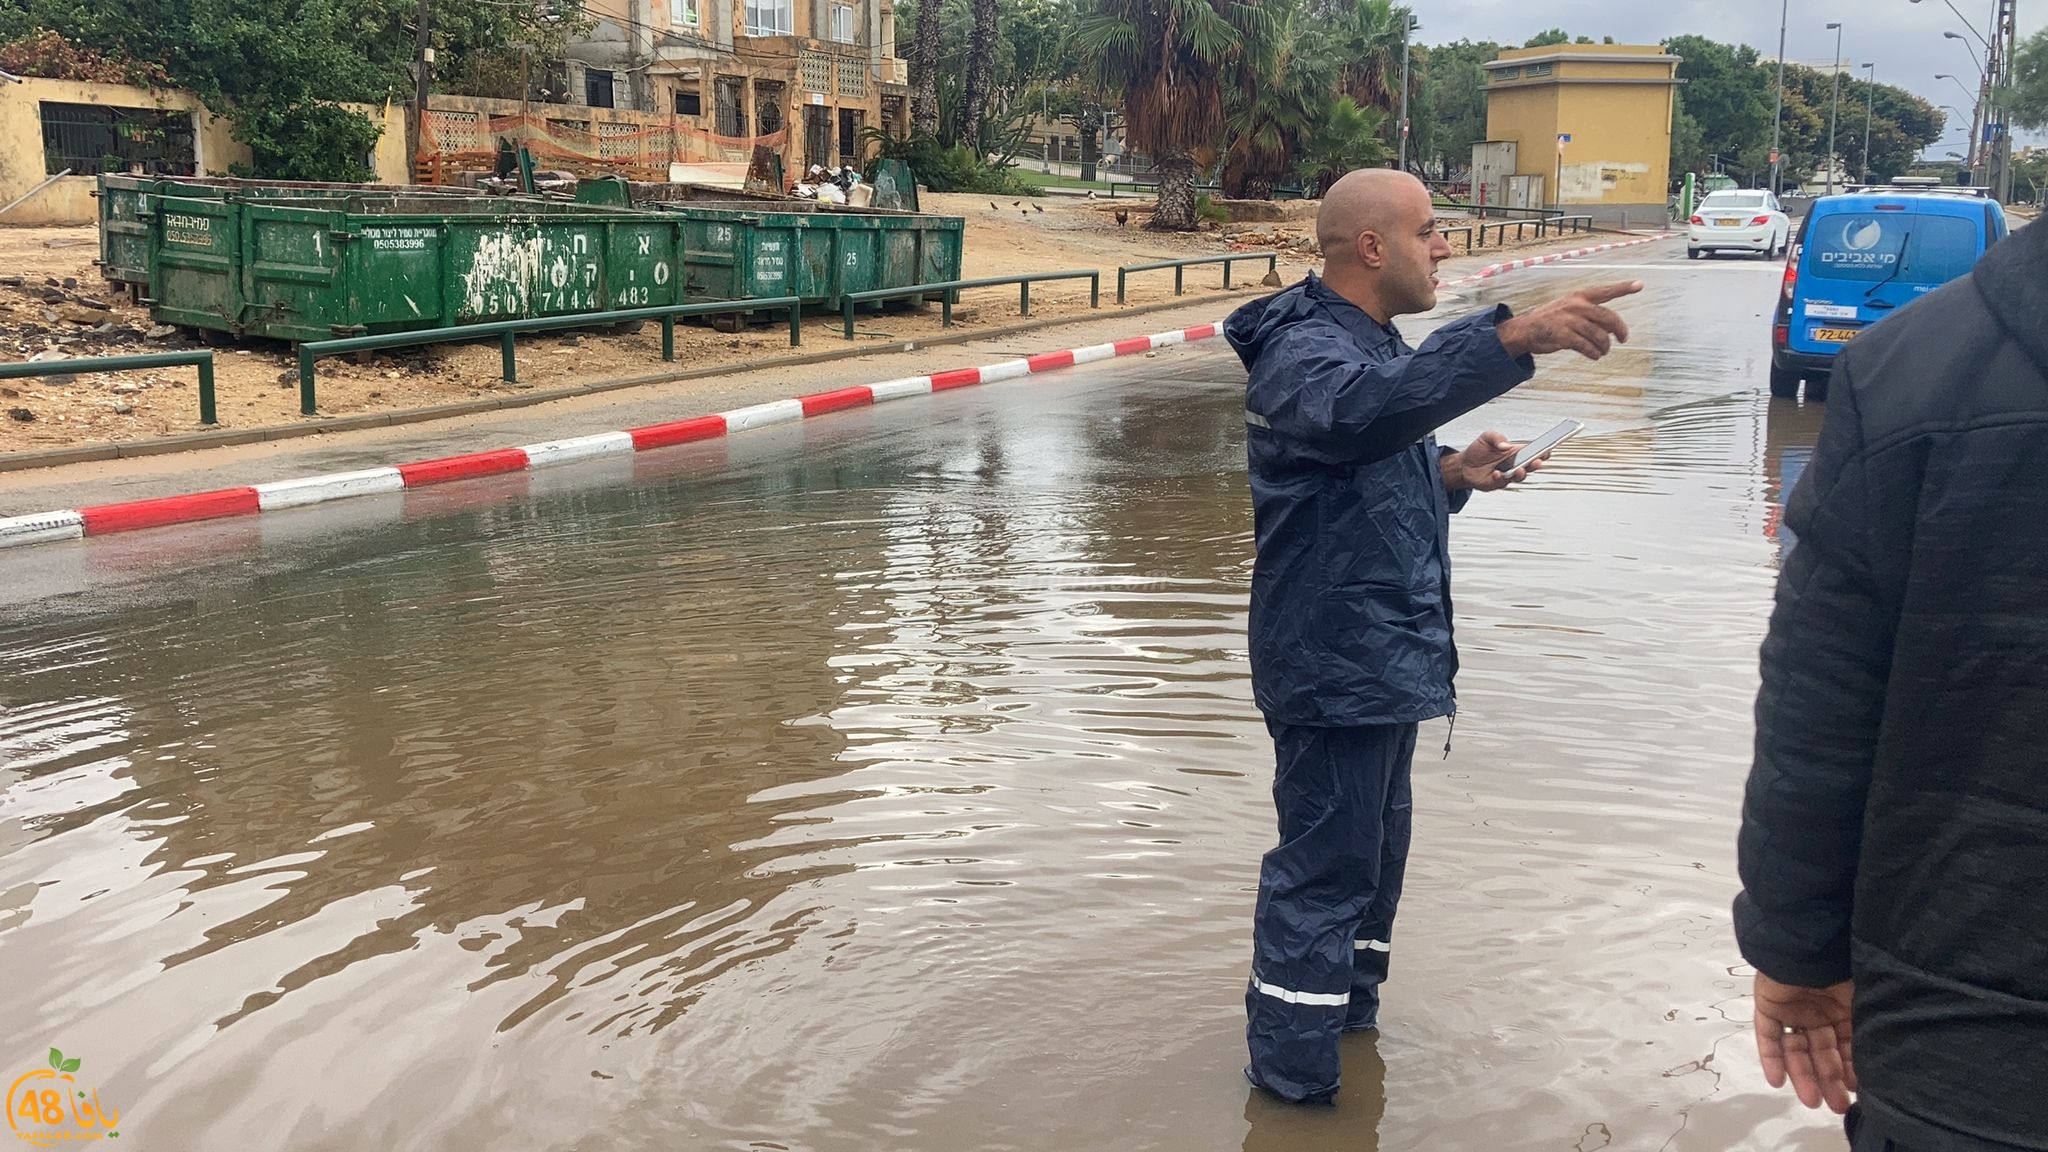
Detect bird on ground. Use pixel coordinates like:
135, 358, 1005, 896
1086, 190, 1098, 199
1012, 200, 1022, 207
1114, 209, 1130, 226
990, 202, 1000, 211
1032, 204, 1044, 213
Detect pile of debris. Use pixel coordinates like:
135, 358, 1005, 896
1223, 228, 1320, 257
0, 275, 186, 358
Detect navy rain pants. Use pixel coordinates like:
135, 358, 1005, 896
1245, 721, 1416, 1103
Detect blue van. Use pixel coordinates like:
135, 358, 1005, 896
1769, 180, 2008, 401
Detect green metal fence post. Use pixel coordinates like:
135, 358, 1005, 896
1223, 260, 1233, 289
1266, 255, 1276, 278
789, 305, 801, 347
1174, 266, 1184, 296
843, 296, 856, 340
1020, 281, 1030, 317
942, 295, 953, 327
1090, 273, 1100, 308
661, 315, 675, 361
500, 331, 517, 383
198, 354, 217, 425
1117, 269, 1128, 305
299, 346, 317, 416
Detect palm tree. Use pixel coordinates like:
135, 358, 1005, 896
1222, 4, 1333, 199
910, 0, 944, 137
1074, 0, 1262, 230
957, 0, 1000, 153
1315, 0, 1410, 127
1299, 96, 1390, 195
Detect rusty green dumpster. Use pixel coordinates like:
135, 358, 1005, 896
145, 194, 689, 343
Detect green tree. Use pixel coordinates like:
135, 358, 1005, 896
1412, 39, 1498, 180
0, 0, 572, 180
1523, 28, 1570, 48
2011, 28, 2048, 130
1299, 96, 1389, 195
1664, 35, 1773, 180
1074, 0, 1258, 229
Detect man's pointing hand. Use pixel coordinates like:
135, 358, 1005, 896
1496, 280, 1645, 361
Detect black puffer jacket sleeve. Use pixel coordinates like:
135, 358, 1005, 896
1734, 354, 1896, 989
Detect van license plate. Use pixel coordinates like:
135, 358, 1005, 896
1813, 327, 1860, 343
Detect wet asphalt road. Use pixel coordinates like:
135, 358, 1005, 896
0, 241, 1852, 1150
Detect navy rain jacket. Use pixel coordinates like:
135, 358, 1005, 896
1226, 273, 1535, 726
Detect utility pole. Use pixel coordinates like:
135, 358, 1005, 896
410, 0, 432, 182
1769, 0, 1789, 193
1990, 0, 2016, 203
1826, 22, 1843, 195
1398, 14, 1419, 172
1861, 62, 1874, 183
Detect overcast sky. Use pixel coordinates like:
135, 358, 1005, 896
1420, 0, 2048, 153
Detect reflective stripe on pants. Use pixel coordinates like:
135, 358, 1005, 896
1245, 721, 1416, 1102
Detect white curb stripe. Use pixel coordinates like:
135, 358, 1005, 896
869, 376, 935, 402
0, 510, 85, 546
520, 432, 635, 469
1071, 343, 1119, 365
1150, 330, 1188, 349
978, 359, 1032, 383
254, 468, 405, 511
720, 398, 807, 433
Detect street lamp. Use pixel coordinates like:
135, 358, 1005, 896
1398, 13, 1420, 172
1861, 62, 1875, 183
1909, 0, 1992, 52
1769, 0, 1789, 192
1826, 22, 1844, 195
1934, 70, 1984, 173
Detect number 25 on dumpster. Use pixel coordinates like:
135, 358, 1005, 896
8, 1046, 124, 1144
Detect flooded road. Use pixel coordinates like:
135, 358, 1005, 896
1, 246, 1848, 1150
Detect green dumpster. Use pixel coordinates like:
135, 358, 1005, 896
146, 194, 690, 343
97, 174, 479, 294
649, 202, 963, 308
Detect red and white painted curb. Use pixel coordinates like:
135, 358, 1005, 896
1441, 232, 1675, 289
0, 323, 1223, 549
0, 232, 1680, 552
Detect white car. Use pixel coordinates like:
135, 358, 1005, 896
1687, 190, 1791, 259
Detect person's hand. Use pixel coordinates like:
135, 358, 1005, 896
1753, 973, 1857, 1114
1442, 431, 1545, 492
1496, 280, 1644, 360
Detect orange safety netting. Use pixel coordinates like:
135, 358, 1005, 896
420, 109, 789, 180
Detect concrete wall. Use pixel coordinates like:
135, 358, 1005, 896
1, 78, 409, 226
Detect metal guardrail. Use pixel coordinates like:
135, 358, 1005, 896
1441, 225, 1475, 253
1116, 252, 1278, 304
0, 350, 218, 424
295, 298, 802, 416
839, 271, 1100, 339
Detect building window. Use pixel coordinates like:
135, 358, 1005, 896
1525, 62, 1553, 77
1491, 66, 1520, 81
39, 102, 197, 177
675, 87, 703, 116
585, 68, 616, 108
671, 0, 700, 27
830, 4, 856, 43
745, 0, 792, 36
800, 50, 833, 93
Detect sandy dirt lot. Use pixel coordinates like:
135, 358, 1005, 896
0, 191, 1587, 455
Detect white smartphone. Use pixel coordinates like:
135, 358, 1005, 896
1495, 419, 1584, 474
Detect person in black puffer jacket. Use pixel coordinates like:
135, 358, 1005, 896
1736, 215, 2048, 1151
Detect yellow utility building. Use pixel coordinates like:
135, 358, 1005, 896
1482, 44, 1680, 225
